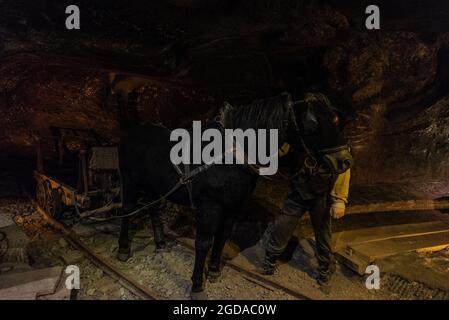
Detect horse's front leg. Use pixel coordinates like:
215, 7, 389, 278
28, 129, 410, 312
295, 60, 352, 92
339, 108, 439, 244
191, 199, 222, 300
149, 209, 167, 251
207, 217, 234, 282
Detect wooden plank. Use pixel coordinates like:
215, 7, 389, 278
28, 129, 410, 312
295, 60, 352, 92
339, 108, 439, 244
0, 291, 37, 300
0, 266, 63, 290
416, 244, 449, 253
0, 262, 33, 274
332, 221, 449, 249
40, 273, 72, 300
39, 287, 71, 300
347, 199, 449, 215
348, 231, 449, 262
0, 277, 60, 298
334, 250, 369, 275
254, 194, 449, 216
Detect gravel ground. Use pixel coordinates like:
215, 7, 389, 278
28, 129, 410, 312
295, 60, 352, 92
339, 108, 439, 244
77, 222, 295, 300
1, 197, 294, 300
233, 239, 390, 300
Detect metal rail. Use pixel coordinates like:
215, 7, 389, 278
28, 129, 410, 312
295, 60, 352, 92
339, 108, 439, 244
170, 236, 312, 300
37, 207, 161, 300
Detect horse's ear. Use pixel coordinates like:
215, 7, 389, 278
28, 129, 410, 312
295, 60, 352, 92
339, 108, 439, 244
223, 101, 234, 111
217, 102, 235, 126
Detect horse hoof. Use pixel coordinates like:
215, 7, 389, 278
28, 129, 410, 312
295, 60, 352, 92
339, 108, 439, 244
155, 241, 168, 253
190, 290, 208, 300
207, 269, 221, 283
117, 251, 131, 262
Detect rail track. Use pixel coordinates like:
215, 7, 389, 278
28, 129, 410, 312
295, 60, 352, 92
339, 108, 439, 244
36, 205, 313, 300
169, 236, 312, 300
37, 207, 161, 300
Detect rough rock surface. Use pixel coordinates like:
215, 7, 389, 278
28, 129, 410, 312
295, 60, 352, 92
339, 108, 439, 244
2, 2, 449, 188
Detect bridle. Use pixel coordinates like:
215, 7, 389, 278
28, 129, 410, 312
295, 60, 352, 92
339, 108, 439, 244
289, 98, 351, 175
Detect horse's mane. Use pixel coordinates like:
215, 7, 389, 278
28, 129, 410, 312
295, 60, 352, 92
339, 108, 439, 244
220, 93, 292, 135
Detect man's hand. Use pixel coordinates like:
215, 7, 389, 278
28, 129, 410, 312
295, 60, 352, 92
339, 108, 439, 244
330, 205, 345, 219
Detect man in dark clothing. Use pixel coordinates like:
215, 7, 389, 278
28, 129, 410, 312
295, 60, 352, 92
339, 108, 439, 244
263, 167, 350, 292
262, 92, 352, 294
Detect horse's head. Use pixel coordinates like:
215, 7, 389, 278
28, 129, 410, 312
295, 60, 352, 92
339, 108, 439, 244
291, 92, 353, 174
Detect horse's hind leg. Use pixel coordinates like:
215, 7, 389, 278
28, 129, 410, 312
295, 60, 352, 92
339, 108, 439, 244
191, 199, 222, 300
118, 217, 131, 261
117, 174, 137, 261
207, 217, 234, 282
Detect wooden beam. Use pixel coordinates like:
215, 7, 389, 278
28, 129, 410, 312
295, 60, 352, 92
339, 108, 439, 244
348, 231, 449, 262
332, 221, 449, 249
79, 202, 122, 219
346, 199, 449, 215
254, 194, 449, 216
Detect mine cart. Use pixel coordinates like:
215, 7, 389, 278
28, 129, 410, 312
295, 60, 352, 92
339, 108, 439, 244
34, 127, 122, 220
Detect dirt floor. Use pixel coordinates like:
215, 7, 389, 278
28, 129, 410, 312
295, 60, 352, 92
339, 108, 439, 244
1, 174, 449, 300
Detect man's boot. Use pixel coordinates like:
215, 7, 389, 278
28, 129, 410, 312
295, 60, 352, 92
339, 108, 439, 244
261, 250, 279, 275
316, 261, 336, 295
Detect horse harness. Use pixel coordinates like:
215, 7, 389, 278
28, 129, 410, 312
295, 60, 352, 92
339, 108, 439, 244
171, 162, 211, 209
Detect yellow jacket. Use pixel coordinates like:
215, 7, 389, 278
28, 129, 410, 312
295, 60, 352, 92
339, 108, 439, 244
278, 143, 351, 209
329, 169, 350, 209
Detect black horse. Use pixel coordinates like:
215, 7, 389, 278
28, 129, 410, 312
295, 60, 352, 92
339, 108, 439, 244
117, 92, 348, 299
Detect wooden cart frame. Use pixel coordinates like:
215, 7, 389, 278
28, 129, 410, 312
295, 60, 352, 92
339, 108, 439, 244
34, 127, 121, 219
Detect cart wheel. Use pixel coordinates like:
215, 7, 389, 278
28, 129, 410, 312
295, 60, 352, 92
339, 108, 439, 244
46, 188, 62, 220
36, 180, 47, 209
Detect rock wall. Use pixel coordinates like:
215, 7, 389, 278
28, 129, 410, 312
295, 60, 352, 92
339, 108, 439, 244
324, 32, 444, 184
2, 1, 449, 187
